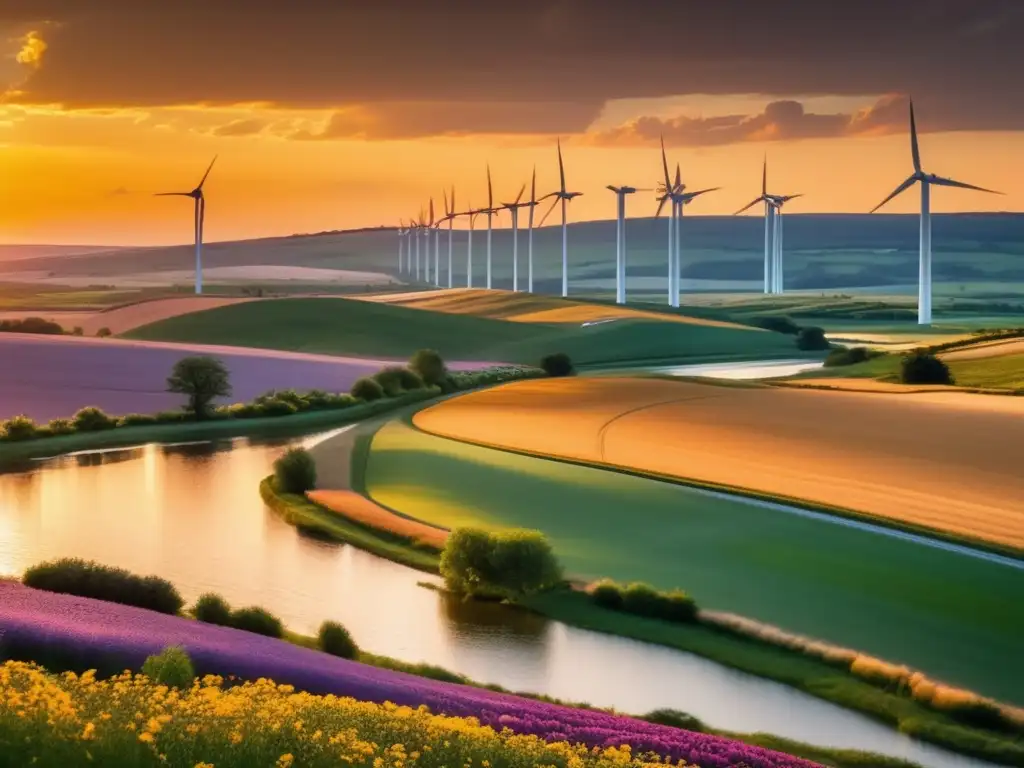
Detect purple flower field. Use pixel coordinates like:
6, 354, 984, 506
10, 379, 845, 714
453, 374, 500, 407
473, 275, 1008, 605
0, 582, 820, 768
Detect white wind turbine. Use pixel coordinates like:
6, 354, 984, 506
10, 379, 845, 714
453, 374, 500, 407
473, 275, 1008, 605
455, 202, 488, 289
430, 197, 442, 287
438, 186, 457, 289
735, 158, 778, 295
485, 166, 498, 289
524, 167, 539, 293
396, 219, 406, 275
606, 184, 650, 304
156, 155, 217, 295
871, 99, 1001, 325
767, 188, 802, 295
539, 138, 583, 297
412, 208, 423, 281
500, 182, 529, 292
423, 199, 436, 284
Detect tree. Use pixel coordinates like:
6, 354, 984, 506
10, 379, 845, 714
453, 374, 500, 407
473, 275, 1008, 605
900, 350, 954, 385
795, 326, 830, 351
410, 349, 447, 386
540, 352, 575, 377
167, 356, 232, 419
440, 527, 563, 599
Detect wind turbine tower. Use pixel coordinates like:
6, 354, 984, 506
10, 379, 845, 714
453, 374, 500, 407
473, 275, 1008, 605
871, 99, 1000, 325
156, 155, 217, 295
525, 167, 539, 293
606, 185, 647, 304
539, 138, 583, 297
500, 182, 529, 292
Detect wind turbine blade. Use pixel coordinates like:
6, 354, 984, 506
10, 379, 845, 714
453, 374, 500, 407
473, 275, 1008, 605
197, 155, 218, 189
451, 185, 456, 215
429, 197, 435, 226
514, 182, 526, 205
487, 165, 493, 208
734, 197, 762, 215
928, 175, 1002, 195
762, 156, 767, 196
557, 138, 566, 192
443, 188, 450, 217
607, 185, 620, 193
655, 195, 668, 218
530, 166, 537, 205
782, 193, 804, 202
683, 186, 722, 202
539, 196, 559, 227
154, 192, 193, 197
660, 134, 671, 189
674, 163, 682, 192
909, 99, 921, 173
870, 175, 917, 213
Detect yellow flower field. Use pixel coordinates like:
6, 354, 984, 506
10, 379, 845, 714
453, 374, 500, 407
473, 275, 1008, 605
0, 661, 687, 768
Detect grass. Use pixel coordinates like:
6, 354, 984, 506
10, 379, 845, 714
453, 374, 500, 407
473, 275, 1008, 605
362, 418, 1024, 705
0, 390, 438, 467
123, 295, 803, 367
260, 469, 1024, 767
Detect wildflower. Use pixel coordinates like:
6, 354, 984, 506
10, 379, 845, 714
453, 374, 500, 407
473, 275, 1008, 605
138, 732, 155, 744
276, 755, 294, 768
80, 722, 96, 740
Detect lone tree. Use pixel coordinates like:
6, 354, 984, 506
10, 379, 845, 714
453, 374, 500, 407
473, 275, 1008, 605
167, 356, 232, 419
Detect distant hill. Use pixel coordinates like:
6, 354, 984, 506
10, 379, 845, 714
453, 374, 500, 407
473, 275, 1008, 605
0, 244, 129, 262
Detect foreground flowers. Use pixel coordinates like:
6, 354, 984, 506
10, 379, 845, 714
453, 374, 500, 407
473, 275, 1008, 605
0, 583, 818, 767
0, 661, 687, 767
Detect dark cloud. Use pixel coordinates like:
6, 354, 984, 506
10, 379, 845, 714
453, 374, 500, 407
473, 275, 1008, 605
592, 95, 917, 147
5, 1, 1024, 134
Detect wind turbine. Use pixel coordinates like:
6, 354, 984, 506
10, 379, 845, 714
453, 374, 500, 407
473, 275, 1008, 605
871, 99, 1001, 325
156, 155, 217, 295
438, 186, 457, 289
412, 208, 423, 281
485, 166, 497, 289
524, 167, 539, 293
456, 202, 488, 289
396, 219, 407, 275
424, 199, 435, 285
606, 185, 648, 304
539, 138, 583, 297
735, 158, 778, 295
767, 189, 802, 295
500, 182, 529, 292
430, 196, 442, 288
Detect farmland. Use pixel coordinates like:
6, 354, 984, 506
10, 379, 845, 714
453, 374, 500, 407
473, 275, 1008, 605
362, 417, 1024, 703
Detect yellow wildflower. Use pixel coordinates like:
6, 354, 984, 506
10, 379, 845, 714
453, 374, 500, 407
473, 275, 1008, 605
80, 722, 96, 740
138, 732, 155, 744
276, 755, 294, 768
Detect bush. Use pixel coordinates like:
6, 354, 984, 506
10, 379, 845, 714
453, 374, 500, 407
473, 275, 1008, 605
254, 397, 299, 417
351, 377, 384, 401
71, 406, 117, 432
754, 315, 801, 335
96, 327, 112, 337
590, 579, 624, 611
795, 326, 830, 351
22, 558, 184, 615
154, 410, 188, 424
2, 415, 38, 441
72, 326, 84, 336
540, 352, 574, 377
642, 709, 708, 733
192, 593, 233, 626
166, 356, 232, 419
900, 349, 954, 385
141, 646, 194, 689
229, 606, 283, 638
0, 317, 64, 335
318, 620, 359, 659
373, 366, 423, 396
440, 527, 562, 599
823, 346, 880, 367
45, 417, 76, 436
274, 447, 317, 494
410, 349, 447, 386
117, 413, 158, 427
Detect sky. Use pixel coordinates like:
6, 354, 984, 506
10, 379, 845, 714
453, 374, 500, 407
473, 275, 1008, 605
1, 0, 1023, 246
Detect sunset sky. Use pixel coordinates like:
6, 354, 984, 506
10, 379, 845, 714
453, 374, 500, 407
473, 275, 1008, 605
1, 1, 1022, 246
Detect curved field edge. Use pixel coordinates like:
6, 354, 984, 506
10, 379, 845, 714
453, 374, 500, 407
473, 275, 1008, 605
0, 389, 440, 467
409, 410, 1023, 562
260, 457, 1024, 766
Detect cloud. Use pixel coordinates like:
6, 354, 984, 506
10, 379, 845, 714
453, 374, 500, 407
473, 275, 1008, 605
209, 118, 267, 137
15, 30, 47, 67
588, 94, 982, 147
3, 2, 1023, 135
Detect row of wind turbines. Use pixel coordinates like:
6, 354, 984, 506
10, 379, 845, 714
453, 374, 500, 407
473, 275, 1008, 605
154, 100, 999, 326
394, 100, 1000, 325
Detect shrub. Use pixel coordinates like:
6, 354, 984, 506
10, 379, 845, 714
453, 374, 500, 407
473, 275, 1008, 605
373, 366, 423, 396
256, 389, 309, 411
192, 593, 232, 626
351, 377, 384, 401
440, 527, 562, 599
141, 646, 194, 689
96, 327, 112, 337
0, 317, 64, 335
590, 579, 625, 611
824, 346, 879, 367
274, 447, 317, 494
117, 413, 158, 427
254, 397, 299, 417
660, 588, 699, 623
621, 582, 665, 617
221, 403, 261, 419
900, 349, 954, 385
540, 352, 574, 377
642, 709, 708, 733
45, 417, 75, 436
71, 406, 117, 432
795, 326, 830, 351
166, 356, 232, 419
229, 606, 283, 638
72, 326, 84, 336
22, 558, 184, 615
754, 315, 801, 335
410, 349, 447, 385
2, 415, 38, 441
318, 620, 359, 659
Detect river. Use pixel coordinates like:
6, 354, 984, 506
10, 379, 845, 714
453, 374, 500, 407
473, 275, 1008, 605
0, 360, 1000, 768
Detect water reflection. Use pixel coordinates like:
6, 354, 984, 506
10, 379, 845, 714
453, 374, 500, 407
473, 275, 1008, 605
0, 434, 992, 768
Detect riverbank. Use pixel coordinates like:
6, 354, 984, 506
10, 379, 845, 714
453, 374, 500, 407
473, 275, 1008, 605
266, 437, 1024, 765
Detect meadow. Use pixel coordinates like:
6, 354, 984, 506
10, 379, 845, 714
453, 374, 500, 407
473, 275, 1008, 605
411, 376, 1024, 551
361, 418, 1024, 703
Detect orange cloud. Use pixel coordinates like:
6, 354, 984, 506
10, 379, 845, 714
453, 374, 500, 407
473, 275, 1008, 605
15, 30, 47, 68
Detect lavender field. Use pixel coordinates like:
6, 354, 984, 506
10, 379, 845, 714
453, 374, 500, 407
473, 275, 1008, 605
0, 582, 817, 768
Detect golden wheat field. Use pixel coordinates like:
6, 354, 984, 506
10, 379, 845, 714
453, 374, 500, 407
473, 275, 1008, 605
307, 489, 449, 549
413, 377, 1024, 549
363, 288, 753, 330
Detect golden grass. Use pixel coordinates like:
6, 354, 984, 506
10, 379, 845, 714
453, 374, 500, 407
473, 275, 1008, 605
942, 338, 1024, 361
307, 489, 448, 549
774, 378, 962, 393
84, 296, 260, 335
414, 377, 1024, 549
363, 288, 755, 330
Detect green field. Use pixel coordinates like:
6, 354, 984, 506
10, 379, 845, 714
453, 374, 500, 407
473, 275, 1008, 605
363, 418, 1024, 704
123, 296, 802, 366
